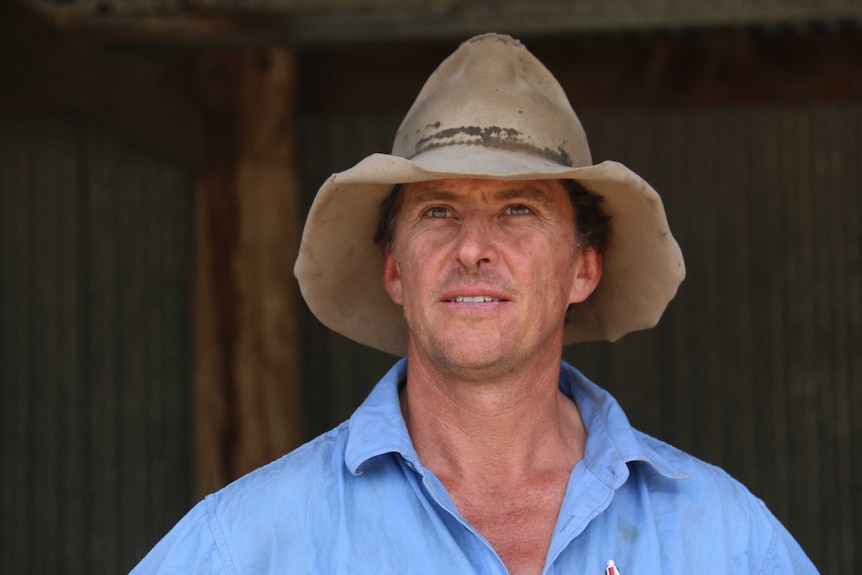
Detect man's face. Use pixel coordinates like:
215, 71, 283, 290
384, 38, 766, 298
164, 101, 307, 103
383, 178, 600, 376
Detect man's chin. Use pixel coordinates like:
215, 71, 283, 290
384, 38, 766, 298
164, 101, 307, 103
412, 335, 519, 377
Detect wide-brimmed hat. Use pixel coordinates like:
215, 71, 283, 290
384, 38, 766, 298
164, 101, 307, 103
294, 33, 685, 357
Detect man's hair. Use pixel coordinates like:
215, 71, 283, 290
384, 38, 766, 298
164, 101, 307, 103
373, 183, 406, 250
373, 179, 611, 254
561, 179, 611, 254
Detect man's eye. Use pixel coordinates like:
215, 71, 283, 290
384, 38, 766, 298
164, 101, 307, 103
425, 207, 450, 218
507, 205, 532, 215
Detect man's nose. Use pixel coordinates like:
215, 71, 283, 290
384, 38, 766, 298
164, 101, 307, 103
454, 215, 498, 270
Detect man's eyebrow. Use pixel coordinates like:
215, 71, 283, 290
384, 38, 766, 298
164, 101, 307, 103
407, 188, 461, 204
406, 183, 558, 207
496, 185, 557, 207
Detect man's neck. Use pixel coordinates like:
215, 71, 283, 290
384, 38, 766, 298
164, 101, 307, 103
399, 349, 586, 575
400, 349, 586, 484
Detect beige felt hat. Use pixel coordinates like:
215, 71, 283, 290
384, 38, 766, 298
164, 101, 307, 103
294, 33, 685, 357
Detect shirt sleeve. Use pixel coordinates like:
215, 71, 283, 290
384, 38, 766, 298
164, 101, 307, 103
129, 497, 233, 575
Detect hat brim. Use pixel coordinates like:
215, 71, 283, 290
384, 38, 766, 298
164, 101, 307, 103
294, 145, 685, 357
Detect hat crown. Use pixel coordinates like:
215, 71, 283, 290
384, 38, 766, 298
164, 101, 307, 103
393, 33, 592, 168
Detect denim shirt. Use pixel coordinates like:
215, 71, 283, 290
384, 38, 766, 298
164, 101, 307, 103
131, 359, 817, 574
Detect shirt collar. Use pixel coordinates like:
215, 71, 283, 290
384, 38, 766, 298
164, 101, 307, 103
559, 361, 688, 485
344, 358, 687, 482
344, 358, 416, 475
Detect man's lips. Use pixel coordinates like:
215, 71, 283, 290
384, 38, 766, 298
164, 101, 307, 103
449, 295, 501, 303
436, 276, 516, 304
438, 287, 512, 303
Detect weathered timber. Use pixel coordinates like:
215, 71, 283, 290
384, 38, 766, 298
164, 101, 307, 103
193, 48, 304, 497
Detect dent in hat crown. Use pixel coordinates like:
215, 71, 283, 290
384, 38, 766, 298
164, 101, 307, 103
392, 33, 592, 170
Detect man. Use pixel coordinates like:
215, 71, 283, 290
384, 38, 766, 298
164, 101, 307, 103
132, 34, 815, 574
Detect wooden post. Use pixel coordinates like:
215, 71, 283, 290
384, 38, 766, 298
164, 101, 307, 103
194, 49, 303, 498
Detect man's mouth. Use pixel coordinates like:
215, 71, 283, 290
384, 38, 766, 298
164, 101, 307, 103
450, 296, 502, 303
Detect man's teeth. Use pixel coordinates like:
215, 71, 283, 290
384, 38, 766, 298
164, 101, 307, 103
453, 296, 500, 303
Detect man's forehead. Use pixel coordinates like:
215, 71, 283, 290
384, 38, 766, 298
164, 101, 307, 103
401, 178, 567, 202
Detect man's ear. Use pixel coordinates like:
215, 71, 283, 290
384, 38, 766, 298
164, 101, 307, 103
382, 246, 404, 305
569, 249, 602, 304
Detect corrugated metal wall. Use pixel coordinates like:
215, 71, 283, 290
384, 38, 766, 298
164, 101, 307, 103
299, 103, 862, 572
570, 105, 862, 571
299, 112, 407, 437
0, 115, 193, 574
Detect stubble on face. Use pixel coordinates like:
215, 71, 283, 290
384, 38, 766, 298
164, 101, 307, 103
384, 178, 583, 381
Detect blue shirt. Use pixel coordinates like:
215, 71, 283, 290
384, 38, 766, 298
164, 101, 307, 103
131, 359, 817, 574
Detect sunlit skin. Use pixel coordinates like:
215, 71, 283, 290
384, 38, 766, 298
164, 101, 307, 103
382, 178, 602, 575
383, 178, 601, 382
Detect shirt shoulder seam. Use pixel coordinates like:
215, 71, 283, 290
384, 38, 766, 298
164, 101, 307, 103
756, 503, 781, 575
205, 493, 239, 575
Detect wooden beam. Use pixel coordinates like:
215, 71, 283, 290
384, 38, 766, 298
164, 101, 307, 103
24, 0, 862, 46
298, 30, 862, 113
193, 48, 304, 497
0, 2, 205, 170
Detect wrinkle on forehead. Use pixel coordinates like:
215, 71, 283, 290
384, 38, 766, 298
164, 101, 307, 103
402, 180, 567, 211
